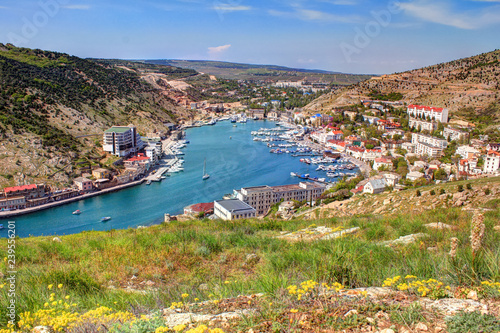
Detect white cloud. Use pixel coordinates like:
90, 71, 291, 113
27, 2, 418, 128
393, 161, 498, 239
213, 5, 251, 12
62, 5, 91, 10
397, 0, 500, 29
268, 7, 361, 23
208, 44, 231, 59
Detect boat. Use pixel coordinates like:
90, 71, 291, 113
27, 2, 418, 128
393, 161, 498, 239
72, 210, 81, 215
146, 180, 152, 185
101, 217, 111, 222
290, 172, 297, 177
0, 224, 3, 230
233, 124, 237, 127
202, 159, 210, 180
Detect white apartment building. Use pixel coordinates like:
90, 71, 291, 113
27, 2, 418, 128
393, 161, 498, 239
103, 125, 144, 157
214, 199, 256, 220
407, 105, 449, 123
483, 151, 500, 174
443, 127, 469, 142
235, 182, 325, 216
456, 145, 480, 160
409, 118, 437, 132
412, 133, 448, 158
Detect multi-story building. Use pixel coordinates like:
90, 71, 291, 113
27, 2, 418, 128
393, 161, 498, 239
92, 168, 111, 180
373, 158, 393, 171
235, 182, 325, 216
409, 118, 437, 132
443, 127, 469, 142
412, 133, 448, 158
407, 105, 449, 123
73, 177, 94, 192
2, 184, 47, 199
456, 145, 480, 160
483, 151, 500, 174
214, 199, 256, 220
103, 125, 144, 157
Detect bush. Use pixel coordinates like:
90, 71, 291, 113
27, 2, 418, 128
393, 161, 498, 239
440, 189, 446, 195
416, 190, 421, 197
430, 190, 436, 196
466, 183, 472, 190
457, 185, 464, 192
485, 188, 491, 195
446, 311, 500, 333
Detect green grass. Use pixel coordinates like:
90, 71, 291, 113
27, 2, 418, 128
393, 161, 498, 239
1, 203, 499, 328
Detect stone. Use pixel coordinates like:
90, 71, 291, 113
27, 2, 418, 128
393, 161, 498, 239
375, 311, 390, 320
380, 233, 428, 247
130, 275, 137, 280
427, 247, 438, 252
424, 222, 457, 230
244, 253, 260, 266
494, 225, 500, 232
399, 328, 411, 333
378, 329, 395, 333
415, 322, 428, 331
199, 283, 209, 291
32, 327, 55, 333
419, 298, 487, 316
466, 290, 478, 301
344, 309, 359, 317
145, 280, 155, 287
434, 327, 444, 333
52, 237, 61, 243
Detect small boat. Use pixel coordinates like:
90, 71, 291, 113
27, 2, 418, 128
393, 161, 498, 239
101, 217, 111, 222
0, 224, 4, 230
290, 172, 297, 177
233, 124, 237, 127
146, 180, 152, 185
202, 159, 210, 180
72, 210, 81, 215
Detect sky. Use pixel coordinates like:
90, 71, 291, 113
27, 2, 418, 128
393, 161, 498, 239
0, 0, 499, 74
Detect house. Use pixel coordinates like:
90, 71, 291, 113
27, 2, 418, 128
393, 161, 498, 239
344, 111, 357, 121
124, 153, 151, 169
412, 133, 447, 158
483, 151, 500, 174
346, 146, 365, 160
486, 143, 500, 152
381, 173, 402, 187
214, 199, 256, 220
402, 142, 415, 153
443, 127, 469, 142
406, 171, 425, 182
326, 140, 347, 152
362, 149, 383, 161
459, 159, 478, 174
456, 145, 480, 160
407, 104, 449, 123
409, 118, 437, 132
73, 177, 93, 192
363, 115, 380, 125
184, 202, 214, 216
0, 196, 26, 211
373, 158, 393, 171
92, 168, 111, 180
2, 184, 47, 199
363, 178, 387, 194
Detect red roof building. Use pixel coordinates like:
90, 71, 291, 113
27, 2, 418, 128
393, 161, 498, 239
184, 202, 215, 215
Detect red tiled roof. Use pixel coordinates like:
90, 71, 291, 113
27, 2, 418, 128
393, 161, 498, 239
375, 158, 391, 163
348, 146, 365, 152
487, 150, 500, 157
328, 140, 347, 146
4, 184, 37, 193
331, 131, 344, 135
408, 104, 444, 113
126, 154, 150, 162
189, 202, 214, 213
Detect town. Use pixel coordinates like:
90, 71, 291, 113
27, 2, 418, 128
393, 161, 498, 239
1, 97, 499, 222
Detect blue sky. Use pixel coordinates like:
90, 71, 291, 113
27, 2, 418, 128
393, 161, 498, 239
0, 0, 499, 74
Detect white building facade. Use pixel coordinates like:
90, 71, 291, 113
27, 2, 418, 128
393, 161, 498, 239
407, 105, 449, 123
103, 125, 144, 157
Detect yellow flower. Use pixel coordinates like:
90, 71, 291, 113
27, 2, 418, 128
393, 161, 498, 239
224, 280, 230, 284
290, 309, 299, 313
181, 293, 189, 298
173, 324, 187, 331
48, 284, 53, 290
0, 284, 4, 289
194, 298, 199, 301
44, 302, 49, 307
65, 295, 70, 300
58, 284, 63, 289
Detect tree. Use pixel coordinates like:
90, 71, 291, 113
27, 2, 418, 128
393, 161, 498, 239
433, 168, 448, 181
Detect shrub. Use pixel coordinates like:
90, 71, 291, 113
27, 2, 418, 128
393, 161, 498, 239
457, 185, 464, 192
430, 190, 436, 196
416, 190, 421, 197
485, 188, 491, 195
466, 183, 472, 190
446, 311, 500, 333
440, 189, 445, 195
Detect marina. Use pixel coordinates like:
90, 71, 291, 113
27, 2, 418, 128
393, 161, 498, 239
0, 120, 358, 238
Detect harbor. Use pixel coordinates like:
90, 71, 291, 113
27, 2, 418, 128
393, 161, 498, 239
0, 119, 358, 238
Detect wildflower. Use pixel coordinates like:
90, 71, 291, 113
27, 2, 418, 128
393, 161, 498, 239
48, 284, 53, 290
58, 284, 63, 289
290, 309, 298, 313
194, 298, 199, 301
65, 295, 70, 300
181, 293, 189, 298
449, 237, 459, 258
44, 302, 49, 307
470, 213, 485, 255
224, 280, 230, 284
0, 284, 4, 289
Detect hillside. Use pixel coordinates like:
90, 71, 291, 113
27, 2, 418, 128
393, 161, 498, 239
143, 59, 373, 84
0, 44, 195, 187
1, 177, 499, 332
304, 50, 500, 121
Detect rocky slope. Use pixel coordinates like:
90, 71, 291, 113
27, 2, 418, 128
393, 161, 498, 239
304, 50, 500, 120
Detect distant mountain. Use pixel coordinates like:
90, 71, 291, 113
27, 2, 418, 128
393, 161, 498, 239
304, 50, 500, 123
0, 44, 192, 187
141, 59, 372, 84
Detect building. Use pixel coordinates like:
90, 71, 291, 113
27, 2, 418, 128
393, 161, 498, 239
412, 133, 448, 158
124, 153, 151, 169
409, 118, 437, 132
407, 104, 449, 123
0, 196, 26, 211
363, 115, 380, 125
92, 168, 111, 180
103, 125, 144, 157
406, 171, 425, 182
373, 158, 393, 171
381, 173, 402, 187
486, 143, 500, 152
456, 145, 480, 160
235, 182, 325, 216
362, 149, 383, 161
363, 178, 387, 194
483, 151, 500, 174
311, 131, 344, 144
73, 177, 93, 192
443, 127, 469, 142
2, 184, 47, 199
184, 202, 214, 216
214, 199, 256, 220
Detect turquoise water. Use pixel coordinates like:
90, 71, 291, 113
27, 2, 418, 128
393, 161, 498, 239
0, 120, 356, 238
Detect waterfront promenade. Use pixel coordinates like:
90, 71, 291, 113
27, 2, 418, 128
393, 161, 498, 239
0, 179, 145, 219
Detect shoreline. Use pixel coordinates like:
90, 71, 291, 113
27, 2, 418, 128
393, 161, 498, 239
0, 179, 145, 219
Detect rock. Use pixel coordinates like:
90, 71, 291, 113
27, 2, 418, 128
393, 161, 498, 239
434, 327, 444, 333
454, 200, 464, 207
378, 329, 395, 333
399, 328, 411, 333
380, 233, 428, 247
244, 254, 260, 266
494, 225, 500, 232
383, 198, 392, 205
427, 247, 438, 252
453, 192, 466, 200
52, 237, 62, 243
419, 298, 488, 316
424, 222, 457, 230
32, 327, 55, 333
439, 194, 447, 200
130, 275, 137, 280
375, 311, 390, 320
415, 322, 428, 331
344, 309, 359, 317
198, 283, 209, 291
367, 317, 375, 324
467, 290, 478, 301
145, 280, 155, 287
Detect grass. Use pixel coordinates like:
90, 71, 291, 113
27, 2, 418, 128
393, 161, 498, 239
0, 196, 499, 331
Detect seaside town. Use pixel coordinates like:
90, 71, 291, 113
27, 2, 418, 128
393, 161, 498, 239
1, 97, 499, 222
